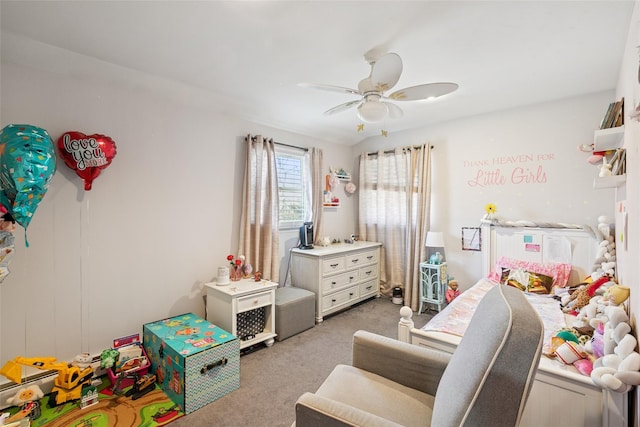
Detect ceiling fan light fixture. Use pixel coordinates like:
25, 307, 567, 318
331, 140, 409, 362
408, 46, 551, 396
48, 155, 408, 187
357, 100, 388, 123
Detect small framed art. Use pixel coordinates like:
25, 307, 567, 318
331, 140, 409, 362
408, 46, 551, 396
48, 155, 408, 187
462, 227, 481, 251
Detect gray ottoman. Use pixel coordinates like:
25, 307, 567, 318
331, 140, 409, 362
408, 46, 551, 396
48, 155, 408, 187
275, 287, 315, 341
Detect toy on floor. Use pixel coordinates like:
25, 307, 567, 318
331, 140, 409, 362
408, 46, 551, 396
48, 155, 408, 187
0, 356, 93, 407
4, 385, 44, 422
445, 280, 460, 303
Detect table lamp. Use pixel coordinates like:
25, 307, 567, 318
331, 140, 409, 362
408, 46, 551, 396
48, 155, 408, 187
426, 231, 445, 263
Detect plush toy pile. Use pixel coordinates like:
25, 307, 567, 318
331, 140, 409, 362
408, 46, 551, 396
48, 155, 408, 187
550, 216, 640, 393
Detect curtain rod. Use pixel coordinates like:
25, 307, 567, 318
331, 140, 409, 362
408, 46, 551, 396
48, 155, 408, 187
366, 144, 434, 156
249, 135, 308, 152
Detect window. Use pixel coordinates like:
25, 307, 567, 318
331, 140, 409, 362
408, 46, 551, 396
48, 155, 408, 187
275, 147, 310, 229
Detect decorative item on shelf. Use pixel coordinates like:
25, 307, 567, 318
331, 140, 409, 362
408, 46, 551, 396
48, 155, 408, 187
327, 171, 339, 190
217, 266, 230, 285
482, 203, 497, 222
599, 157, 612, 177
330, 167, 351, 181
226, 254, 243, 281
429, 251, 443, 264
425, 231, 446, 263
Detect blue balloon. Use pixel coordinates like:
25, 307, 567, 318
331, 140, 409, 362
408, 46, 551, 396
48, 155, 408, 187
0, 124, 57, 230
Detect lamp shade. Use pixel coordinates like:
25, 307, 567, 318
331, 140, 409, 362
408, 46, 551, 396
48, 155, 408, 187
425, 231, 444, 248
357, 100, 388, 123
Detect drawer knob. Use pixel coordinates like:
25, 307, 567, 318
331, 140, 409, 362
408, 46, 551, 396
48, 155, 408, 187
349, 276, 355, 280
367, 256, 373, 260
330, 263, 339, 268
364, 271, 372, 276
351, 259, 359, 263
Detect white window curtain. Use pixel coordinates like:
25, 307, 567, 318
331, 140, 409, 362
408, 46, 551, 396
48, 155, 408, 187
239, 134, 280, 282
358, 145, 432, 311
309, 147, 324, 245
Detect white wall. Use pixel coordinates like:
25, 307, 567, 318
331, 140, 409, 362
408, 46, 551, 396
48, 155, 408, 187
612, 1, 640, 422
352, 91, 616, 288
0, 57, 354, 367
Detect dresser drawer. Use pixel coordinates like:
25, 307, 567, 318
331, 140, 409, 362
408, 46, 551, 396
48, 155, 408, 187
321, 271, 359, 292
360, 280, 378, 296
345, 250, 378, 268
322, 256, 345, 275
322, 287, 359, 312
358, 265, 378, 281
237, 290, 273, 313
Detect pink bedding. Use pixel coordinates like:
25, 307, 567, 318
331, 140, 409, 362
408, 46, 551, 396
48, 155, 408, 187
422, 278, 566, 350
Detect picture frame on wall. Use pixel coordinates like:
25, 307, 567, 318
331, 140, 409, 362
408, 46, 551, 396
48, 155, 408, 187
462, 227, 481, 251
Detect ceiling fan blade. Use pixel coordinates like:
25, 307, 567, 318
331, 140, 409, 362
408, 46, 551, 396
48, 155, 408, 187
370, 53, 402, 92
388, 82, 458, 101
324, 100, 362, 116
298, 82, 360, 96
384, 102, 404, 119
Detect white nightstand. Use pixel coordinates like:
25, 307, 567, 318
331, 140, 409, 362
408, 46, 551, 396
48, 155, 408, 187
205, 279, 278, 349
419, 262, 447, 314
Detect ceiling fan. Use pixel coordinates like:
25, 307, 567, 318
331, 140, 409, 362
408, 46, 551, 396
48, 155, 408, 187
300, 52, 458, 123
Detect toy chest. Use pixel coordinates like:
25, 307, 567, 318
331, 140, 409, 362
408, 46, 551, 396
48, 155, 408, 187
143, 312, 240, 414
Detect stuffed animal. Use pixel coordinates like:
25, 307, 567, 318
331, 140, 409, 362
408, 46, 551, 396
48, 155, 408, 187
599, 158, 612, 177
445, 280, 460, 303
100, 348, 119, 369
562, 275, 611, 314
6, 384, 44, 406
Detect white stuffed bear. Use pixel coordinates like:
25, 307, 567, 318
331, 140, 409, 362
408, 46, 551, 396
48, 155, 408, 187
590, 305, 640, 393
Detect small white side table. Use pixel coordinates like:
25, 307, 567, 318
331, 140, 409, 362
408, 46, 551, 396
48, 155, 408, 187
419, 262, 447, 314
205, 279, 278, 349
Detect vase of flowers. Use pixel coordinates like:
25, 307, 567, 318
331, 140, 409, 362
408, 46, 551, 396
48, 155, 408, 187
227, 254, 243, 281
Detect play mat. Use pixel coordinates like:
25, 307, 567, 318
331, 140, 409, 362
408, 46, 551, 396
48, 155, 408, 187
3, 377, 183, 427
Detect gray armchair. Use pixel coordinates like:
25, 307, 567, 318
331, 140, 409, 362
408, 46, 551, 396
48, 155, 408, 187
295, 285, 544, 426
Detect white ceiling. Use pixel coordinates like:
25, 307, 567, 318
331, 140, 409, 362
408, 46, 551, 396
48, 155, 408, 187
0, 1, 635, 145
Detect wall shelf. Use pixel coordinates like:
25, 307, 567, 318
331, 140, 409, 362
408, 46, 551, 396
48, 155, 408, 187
593, 125, 624, 151
594, 174, 626, 189
592, 125, 625, 189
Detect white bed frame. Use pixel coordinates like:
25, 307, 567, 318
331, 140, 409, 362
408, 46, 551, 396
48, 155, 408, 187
398, 223, 628, 427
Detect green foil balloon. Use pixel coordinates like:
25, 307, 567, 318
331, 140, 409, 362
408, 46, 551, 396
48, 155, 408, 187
0, 124, 57, 230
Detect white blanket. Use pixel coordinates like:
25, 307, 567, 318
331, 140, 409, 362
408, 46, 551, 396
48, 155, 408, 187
422, 278, 566, 352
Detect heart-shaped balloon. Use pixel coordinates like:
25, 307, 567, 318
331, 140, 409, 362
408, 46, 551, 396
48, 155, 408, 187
57, 131, 117, 190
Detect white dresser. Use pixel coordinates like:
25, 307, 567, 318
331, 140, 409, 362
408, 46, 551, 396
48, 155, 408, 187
205, 279, 278, 349
290, 241, 382, 323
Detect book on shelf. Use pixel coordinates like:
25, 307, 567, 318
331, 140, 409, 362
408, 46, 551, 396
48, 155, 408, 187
600, 102, 615, 129
600, 98, 624, 129
611, 148, 626, 176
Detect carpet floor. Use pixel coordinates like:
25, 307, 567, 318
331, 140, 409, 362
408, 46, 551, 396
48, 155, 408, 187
169, 295, 433, 427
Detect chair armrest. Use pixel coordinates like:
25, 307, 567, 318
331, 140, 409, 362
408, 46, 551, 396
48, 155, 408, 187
296, 392, 404, 427
352, 330, 450, 395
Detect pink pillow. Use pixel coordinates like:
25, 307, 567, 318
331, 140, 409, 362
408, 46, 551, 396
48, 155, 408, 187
488, 257, 572, 288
